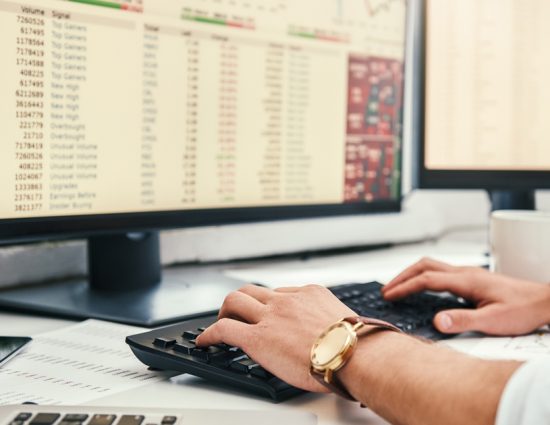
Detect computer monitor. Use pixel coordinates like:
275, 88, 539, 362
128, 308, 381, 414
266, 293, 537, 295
416, 0, 550, 210
0, 0, 408, 325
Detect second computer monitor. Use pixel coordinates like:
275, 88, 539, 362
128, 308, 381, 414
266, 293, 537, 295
418, 0, 550, 208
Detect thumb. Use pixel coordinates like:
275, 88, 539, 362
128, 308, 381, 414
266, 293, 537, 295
434, 309, 482, 334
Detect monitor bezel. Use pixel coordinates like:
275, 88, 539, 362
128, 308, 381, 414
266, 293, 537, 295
0, 201, 402, 245
416, 0, 550, 190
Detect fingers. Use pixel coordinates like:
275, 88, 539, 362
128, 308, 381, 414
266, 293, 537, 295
196, 318, 253, 348
383, 270, 475, 301
433, 309, 486, 334
383, 258, 455, 294
238, 284, 274, 304
218, 290, 266, 324
436, 304, 540, 336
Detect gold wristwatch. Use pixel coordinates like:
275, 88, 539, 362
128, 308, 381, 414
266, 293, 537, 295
309, 316, 402, 401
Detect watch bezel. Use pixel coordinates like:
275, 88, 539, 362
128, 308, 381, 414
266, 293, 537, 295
310, 320, 359, 372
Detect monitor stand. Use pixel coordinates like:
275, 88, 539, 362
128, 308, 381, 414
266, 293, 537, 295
488, 190, 536, 211
0, 232, 245, 327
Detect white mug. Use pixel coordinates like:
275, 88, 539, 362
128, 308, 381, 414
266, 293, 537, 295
490, 210, 550, 283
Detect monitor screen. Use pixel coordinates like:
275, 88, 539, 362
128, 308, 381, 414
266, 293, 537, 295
423, 0, 550, 172
0, 0, 407, 222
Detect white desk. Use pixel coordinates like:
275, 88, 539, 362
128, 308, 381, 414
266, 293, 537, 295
0, 233, 489, 425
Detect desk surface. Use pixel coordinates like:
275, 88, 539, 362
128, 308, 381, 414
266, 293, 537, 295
0, 232, 489, 425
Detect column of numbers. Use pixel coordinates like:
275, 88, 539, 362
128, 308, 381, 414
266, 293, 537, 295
216, 41, 238, 203
141, 27, 160, 207
14, 12, 46, 213
182, 35, 199, 205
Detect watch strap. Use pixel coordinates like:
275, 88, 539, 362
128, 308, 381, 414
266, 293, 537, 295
310, 365, 357, 401
343, 316, 403, 335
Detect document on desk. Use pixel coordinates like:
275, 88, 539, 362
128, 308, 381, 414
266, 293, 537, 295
0, 320, 171, 406
468, 330, 550, 361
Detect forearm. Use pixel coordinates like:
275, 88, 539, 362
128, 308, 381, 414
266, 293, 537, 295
536, 285, 550, 325
338, 332, 521, 425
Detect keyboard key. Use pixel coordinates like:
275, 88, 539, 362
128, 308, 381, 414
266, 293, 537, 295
206, 346, 225, 357
190, 348, 209, 361
117, 415, 145, 425
383, 314, 402, 324
421, 316, 433, 325
249, 364, 271, 379
191, 346, 224, 362
30, 414, 61, 425
14, 414, 32, 421
215, 343, 231, 350
153, 338, 176, 349
161, 417, 177, 425
268, 376, 293, 392
211, 351, 244, 368
229, 355, 255, 373
63, 414, 89, 422
182, 330, 201, 340
88, 415, 117, 425
348, 298, 362, 306
173, 341, 195, 355
357, 308, 381, 318
9, 421, 25, 425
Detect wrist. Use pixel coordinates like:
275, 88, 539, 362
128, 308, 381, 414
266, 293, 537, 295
541, 285, 550, 324
337, 330, 407, 402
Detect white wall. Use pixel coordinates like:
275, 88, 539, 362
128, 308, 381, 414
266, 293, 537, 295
2, 190, 549, 288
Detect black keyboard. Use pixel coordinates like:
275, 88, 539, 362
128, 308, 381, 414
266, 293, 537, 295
329, 281, 472, 339
126, 281, 473, 402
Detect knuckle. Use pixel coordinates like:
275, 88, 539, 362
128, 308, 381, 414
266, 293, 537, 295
224, 291, 241, 307
421, 270, 435, 284
216, 317, 231, 332
271, 295, 297, 316
239, 284, 256, 292
307, 284, 330, 295
419, 257, 431, 267
267, 296, 283, 312
216, 317, 229, 332
276, 295, 294, 311
464, 268, 479, 281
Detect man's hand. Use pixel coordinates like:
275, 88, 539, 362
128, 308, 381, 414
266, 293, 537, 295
196, 284, 356, 392
382, 258, 550, 335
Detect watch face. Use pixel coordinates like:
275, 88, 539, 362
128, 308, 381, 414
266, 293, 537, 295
312, 323, 354, 367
